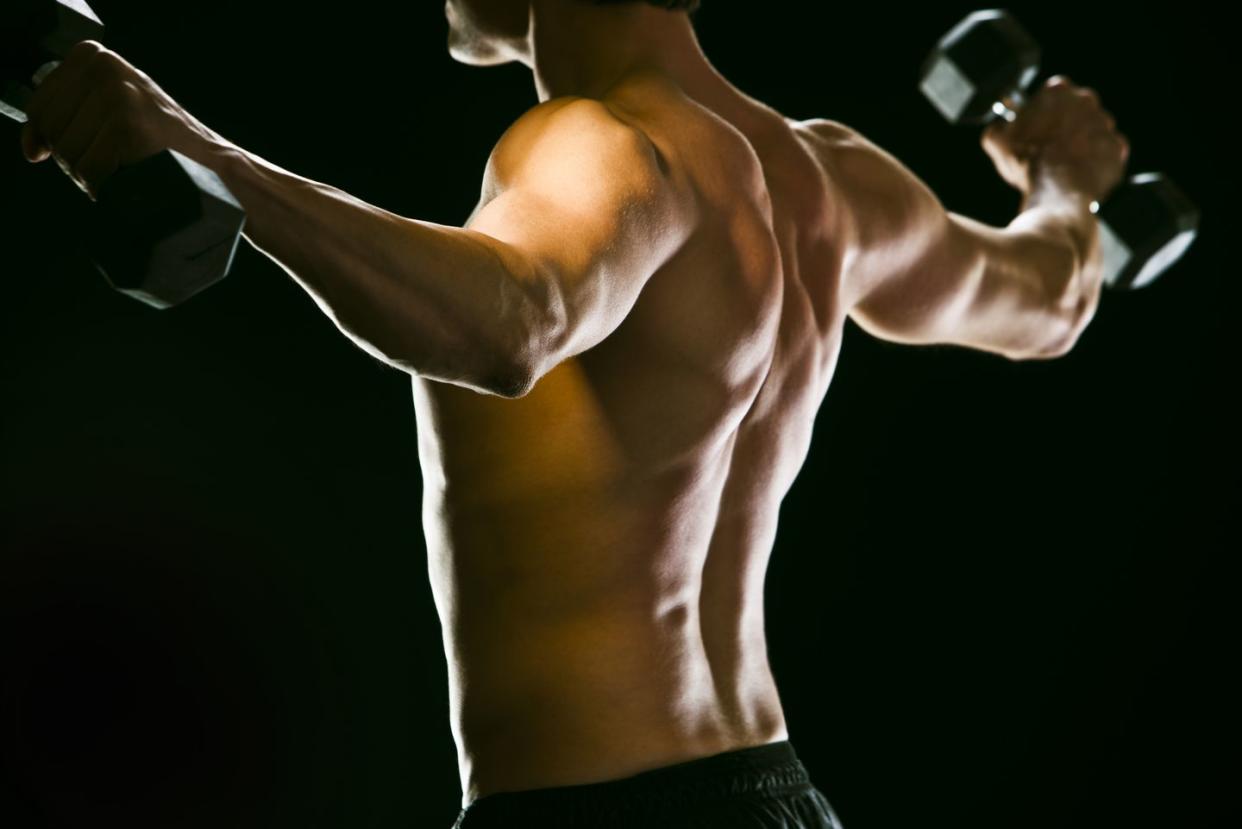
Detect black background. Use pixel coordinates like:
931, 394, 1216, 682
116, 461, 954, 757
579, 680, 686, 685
1, 2, 1235, 827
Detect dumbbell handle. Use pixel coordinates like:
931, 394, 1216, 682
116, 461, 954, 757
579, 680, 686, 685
0, 60, 56, 124
30, 59, 57, 91
2, 57, 58, 120
989, 90, 1030, 126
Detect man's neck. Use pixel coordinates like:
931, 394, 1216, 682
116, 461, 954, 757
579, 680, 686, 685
525, 2, 713, 102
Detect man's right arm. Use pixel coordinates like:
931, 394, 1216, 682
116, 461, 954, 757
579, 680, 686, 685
795, 85, 1122, 361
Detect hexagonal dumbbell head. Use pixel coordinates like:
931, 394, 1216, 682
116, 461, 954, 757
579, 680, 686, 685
1096, 174, 1200, 291
0, 0, 103, 122
88, 149, 246, 309
920, 9, 1041, 125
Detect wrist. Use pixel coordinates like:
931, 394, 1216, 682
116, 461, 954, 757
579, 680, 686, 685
1023, 174, 1098, 268
1021, 170, 1096, 214
161, 112, 244, 179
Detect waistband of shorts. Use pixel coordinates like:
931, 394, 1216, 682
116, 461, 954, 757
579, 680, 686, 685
460, 740, 812, 820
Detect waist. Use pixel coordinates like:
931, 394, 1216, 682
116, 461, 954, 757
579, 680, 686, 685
451, 623, 788, 804
459, 739, 810, 817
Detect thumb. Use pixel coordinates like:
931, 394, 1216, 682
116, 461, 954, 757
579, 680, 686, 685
21, 123, 50, 163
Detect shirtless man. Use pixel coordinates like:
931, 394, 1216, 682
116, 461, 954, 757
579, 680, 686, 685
19, 0, 1128, 826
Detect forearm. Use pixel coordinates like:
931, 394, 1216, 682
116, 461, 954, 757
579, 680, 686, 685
1012, 174, 1101, 317
190, 138, 533, 394
964, 175, 1100, 359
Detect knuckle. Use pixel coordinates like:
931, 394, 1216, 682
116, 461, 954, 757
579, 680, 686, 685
69, 39, 106, 60
88, 50, 125, 81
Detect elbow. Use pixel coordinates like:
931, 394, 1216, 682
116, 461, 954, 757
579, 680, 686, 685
487, 326, 551, 399
490, 266, 570, 399
1024, 259, 1102, 361
487, 355, 538, 399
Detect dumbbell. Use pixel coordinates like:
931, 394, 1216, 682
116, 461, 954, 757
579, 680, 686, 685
1, 0, 245, 309
919, 9, 1200, 291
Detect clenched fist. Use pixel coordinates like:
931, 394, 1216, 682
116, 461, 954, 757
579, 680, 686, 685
982, 75, 1130, 204
21, 40, 218, 200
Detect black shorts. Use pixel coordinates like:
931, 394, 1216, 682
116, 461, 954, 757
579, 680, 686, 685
450, 740, 843, 828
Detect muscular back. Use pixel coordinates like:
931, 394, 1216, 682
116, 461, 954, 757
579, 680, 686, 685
411, 72, 854, 804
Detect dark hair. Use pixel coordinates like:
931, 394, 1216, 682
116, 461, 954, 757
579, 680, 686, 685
591, 0, 702, 11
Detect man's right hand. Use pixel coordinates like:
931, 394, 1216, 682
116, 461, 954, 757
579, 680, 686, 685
981, 75, 1130, 205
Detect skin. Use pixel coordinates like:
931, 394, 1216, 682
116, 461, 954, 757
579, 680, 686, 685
20, 0, 1127, 810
